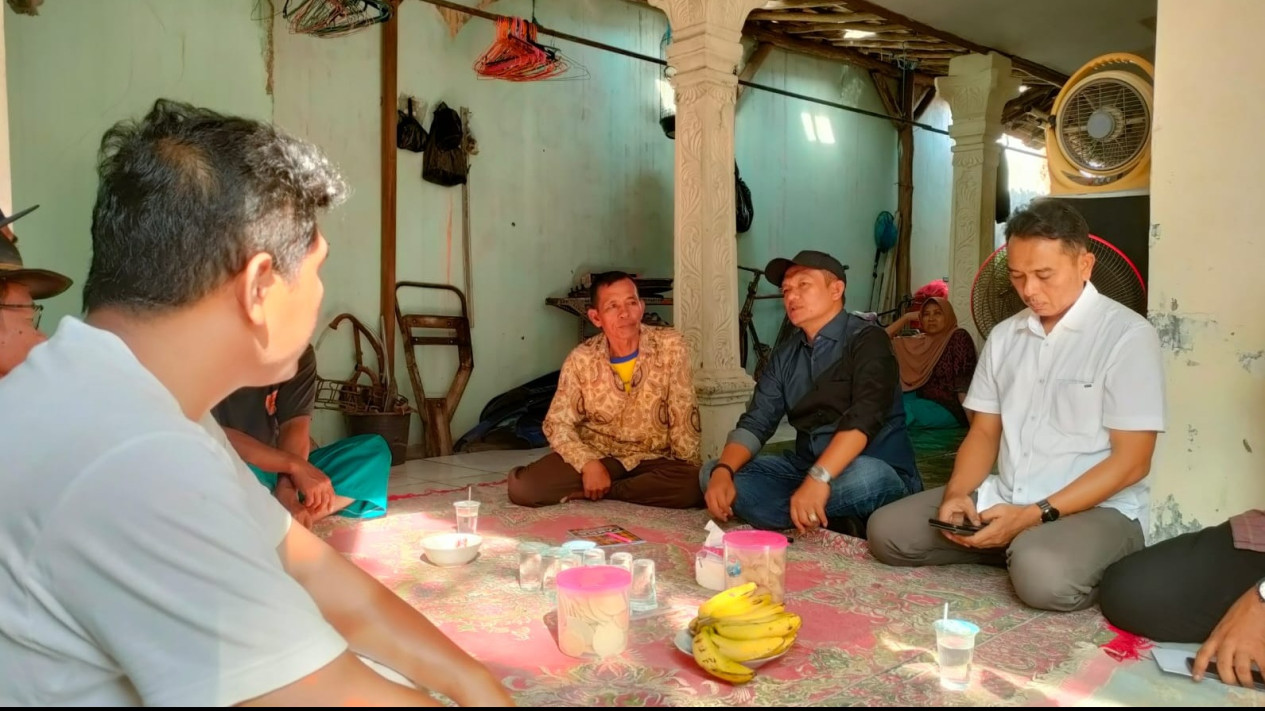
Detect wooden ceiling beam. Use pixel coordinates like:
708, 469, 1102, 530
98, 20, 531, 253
832, 40, 947, 51
736, 42, 774, 106
746, 26, 935, 84
749, 10, 883, 23
761, 0, 844, 8
837, 0, 1068, 86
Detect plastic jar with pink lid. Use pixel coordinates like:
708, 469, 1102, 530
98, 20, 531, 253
555, 565, 632, 658
723, 530, 790, 603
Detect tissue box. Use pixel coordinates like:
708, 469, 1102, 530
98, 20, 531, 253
694, 546, 726, 591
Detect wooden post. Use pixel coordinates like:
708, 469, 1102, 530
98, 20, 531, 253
380, 4, 399, 375
869, 68, 916, 305
894, 65, 914, 301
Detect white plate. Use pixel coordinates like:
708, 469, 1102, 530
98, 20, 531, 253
673, 629, 788, 669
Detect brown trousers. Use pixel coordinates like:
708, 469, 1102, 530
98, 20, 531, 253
507, 452, 703, 509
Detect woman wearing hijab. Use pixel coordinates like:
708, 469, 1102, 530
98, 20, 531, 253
887, 297, 977, 428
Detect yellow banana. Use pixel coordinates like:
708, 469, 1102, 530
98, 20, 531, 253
692, 627, 756, 684
769, 631, 797, 656
710, 632, 787, 662
688, 615, 707, 636
712, 601, 785, 624
698, 582, 758, 619
713, 612, 802, 641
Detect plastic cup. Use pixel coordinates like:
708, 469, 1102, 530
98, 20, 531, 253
933, 619, 979, 691
630, 558, 657, 613
561, 540, 597, 553
517, 542, 549, 591
609, 551, 634, 572
541, 547, 565, 602
723, 530, 790, 603
556, 565, 632, 658
454, 500, 480, 534
583, 548, 607, 566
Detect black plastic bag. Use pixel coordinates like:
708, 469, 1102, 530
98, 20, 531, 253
397, 98, 427, 153
422, 102, 468, 187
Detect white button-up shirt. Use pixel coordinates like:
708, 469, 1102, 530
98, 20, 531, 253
963, 282, 1166, 532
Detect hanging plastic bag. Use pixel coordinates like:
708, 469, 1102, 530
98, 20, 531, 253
422, 102, 469, 187
397, 98, 428, 153
736, 162, 754, 234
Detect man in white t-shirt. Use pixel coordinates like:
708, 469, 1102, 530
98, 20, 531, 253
867, 199, 1166, 612
0, 99, 513, 707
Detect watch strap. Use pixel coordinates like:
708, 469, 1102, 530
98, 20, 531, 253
1036, 499, 1059, 523
807, 464, 832, 483
713, 462, 736, 478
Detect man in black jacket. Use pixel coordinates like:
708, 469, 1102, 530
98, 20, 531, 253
701, 250, 920, 534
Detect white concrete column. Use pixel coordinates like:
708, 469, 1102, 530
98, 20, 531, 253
934, 53, 1020, 343
0, 7, 11, 214
1146, 0, 1265, 538
650, 0, 762, 459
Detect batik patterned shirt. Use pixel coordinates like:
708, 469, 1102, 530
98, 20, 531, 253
543, 325, 701, 472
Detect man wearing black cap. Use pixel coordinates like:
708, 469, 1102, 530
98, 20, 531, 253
0, 205, 72, 377
700, 249, 920, 535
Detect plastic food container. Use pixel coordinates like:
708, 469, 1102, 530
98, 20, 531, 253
723, 530, 789, 603
694, 545, 726, 591
555, 565, 632, 659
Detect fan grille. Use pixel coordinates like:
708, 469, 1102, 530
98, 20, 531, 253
971, 235, 1146, 338
1057, 77, 1151, 174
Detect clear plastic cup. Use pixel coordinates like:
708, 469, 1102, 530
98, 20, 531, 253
609, 551, 634, 572
723, 530, 789, 603
933, 619, 980, 691
454, 500, 480, 534
517, 542, 549, 591
541, 547, 565, 602
561, 540, 597, 554
556, 565, 632, 658
583, 548, 607, 566
630, 558, 657, 613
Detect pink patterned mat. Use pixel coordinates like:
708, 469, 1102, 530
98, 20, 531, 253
319, 480, 1156, 706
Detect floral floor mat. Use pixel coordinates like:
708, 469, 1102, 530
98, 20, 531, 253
319, 481, 1261, 706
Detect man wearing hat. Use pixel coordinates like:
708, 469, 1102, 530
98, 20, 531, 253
0, 205, 72, 377
700, 250, 920, 536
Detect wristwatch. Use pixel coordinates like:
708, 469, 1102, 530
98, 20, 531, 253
807, 464, 833, 484
1256, 578, 1265, 604
1036, 499, 1061, 523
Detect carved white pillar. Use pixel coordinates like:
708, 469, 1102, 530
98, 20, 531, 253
934, 53, 1021, 344
650, 0, 762, 459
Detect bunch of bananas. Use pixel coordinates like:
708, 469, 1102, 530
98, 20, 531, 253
687, 582, 801, 684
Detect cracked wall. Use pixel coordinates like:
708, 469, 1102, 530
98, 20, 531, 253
1147, 0, 1265, 539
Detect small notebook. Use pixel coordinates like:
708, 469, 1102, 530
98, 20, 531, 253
566, 524, 646, 547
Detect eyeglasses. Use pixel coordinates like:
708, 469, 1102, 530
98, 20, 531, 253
0, 302, 42, 329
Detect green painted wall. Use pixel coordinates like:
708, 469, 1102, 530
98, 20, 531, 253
5, 0, 952, 450
4, 0, 272, 326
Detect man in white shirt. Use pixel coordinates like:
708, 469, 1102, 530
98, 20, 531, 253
0, 99, 513, 706
867, 199, 1166, 612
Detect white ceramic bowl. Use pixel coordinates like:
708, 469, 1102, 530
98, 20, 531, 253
420, 533, 482, 567
673, 628, 789, 669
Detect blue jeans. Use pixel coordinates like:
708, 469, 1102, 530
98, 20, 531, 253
699, 454, 909, 531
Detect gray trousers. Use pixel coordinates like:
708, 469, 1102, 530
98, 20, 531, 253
866, 487, 1145, 612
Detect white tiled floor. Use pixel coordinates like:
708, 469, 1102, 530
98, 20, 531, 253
387, 448, 545, 495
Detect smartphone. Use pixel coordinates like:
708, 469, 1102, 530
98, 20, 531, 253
1186, 657, 1265, 690
927, 518, 983, 536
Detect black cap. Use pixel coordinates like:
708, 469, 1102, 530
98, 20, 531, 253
764, 250, 849, 288
0, 205, 73, 300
